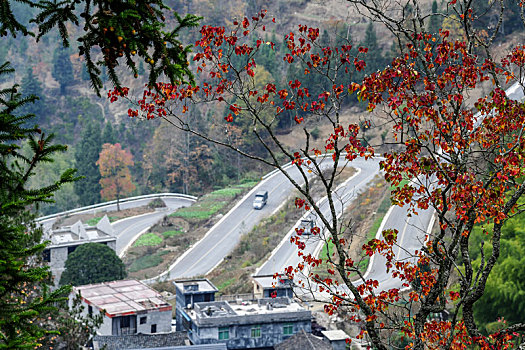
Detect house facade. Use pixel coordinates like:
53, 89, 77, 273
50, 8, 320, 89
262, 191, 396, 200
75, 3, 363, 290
252, 275, 293, 299
173, 279, 217, 332
74, 279, 172, 337
43, 215, 116, 285
175, 279, 311, 349
186, 298, 311, 349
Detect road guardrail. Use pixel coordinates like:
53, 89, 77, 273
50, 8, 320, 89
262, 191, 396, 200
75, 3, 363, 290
36, 193, 197, 222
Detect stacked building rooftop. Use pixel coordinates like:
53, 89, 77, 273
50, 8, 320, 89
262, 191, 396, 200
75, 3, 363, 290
174, 278, 311, 349
43, 215, 117, 284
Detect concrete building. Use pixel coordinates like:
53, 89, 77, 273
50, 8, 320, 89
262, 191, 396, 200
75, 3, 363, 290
321, 330, 350, 350
129, 345, 227, 350
252, 275, 293, 299
274, 329, 331, 350
74, 279, 172, 338
173, 279, 218, 332
43, 215, 116, 284
185, 297, 311, 349
175, 279, 311, 349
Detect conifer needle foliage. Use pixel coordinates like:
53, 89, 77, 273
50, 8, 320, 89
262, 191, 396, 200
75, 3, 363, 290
0, 62, 78, 348
0, 0, 201, 96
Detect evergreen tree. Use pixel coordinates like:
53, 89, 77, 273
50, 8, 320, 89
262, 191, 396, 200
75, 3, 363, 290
0, 61, 77, 348
0, 0, 200, 96
138, 61, 145, 76
427, 0, 442, 35
19, 66, 45, 124
333, 24, 359, 105
23, 139, 79, 214
100, 65, 108, 84
18, 38, 28, 56
334, 24, 353, 51
74, 121, 102, 206
102, 122, 116, 144
360, 22, 384, 74
320, 29, 331, 47
60, 243, 127, 286
59, 243, 127, 286
52, 47, 74, 95
47, 293, 104, 349
257, 35, 277, 79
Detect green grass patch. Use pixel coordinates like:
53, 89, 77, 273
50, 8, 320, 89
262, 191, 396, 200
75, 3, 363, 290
208, 187, 243, 197
128, 251, 169, 272
170, 182, 258, 221
215, 277, 237, 292
352, 258, 369, 277
85, 216, 118, 226
377, 192, 392, 214
170, 201, 226, 220
85, 217, 101, 226
162, 229, 184, 238
362, 196, 392, 269
133, 233, 163, 247
320, 239, 336, 262
237, 181, 258, 188
368, 215, 384, 240
365, 180, 396, 241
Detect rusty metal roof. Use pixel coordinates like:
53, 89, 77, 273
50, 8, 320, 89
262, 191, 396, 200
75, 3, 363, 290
74, 279, 171, 317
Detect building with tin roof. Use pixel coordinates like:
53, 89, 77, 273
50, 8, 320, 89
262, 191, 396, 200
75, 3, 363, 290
74, 279, 172, 336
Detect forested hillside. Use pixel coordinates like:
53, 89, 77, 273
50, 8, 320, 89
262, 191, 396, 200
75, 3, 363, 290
3, 0, 413, 214
7, 0, 525, 214
3, 0, 525, 347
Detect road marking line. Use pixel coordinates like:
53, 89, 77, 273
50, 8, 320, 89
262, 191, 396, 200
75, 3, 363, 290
151, 165, 299, 282
361, 205, 395, 280
257, 163, 382, 276
165, 165, 310, 278
181, 216, 250, 275
180, 178, 292, 275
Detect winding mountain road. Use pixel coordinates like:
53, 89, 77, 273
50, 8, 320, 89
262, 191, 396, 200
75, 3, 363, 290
144, 162, 328, 282
42, 83, 523, 292
256, 158, 382, 277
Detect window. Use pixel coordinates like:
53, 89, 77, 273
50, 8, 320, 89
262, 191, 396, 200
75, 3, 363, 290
181, 311, 192, 332
42, 249, 50, 262
67, 245, 78, 255
121, 316, 130, 328
251, 325, 261, 338
283, 323, 293, 335
140, 316, 147, 324
112, 315, 137, 335
151, 324, 157, 333
218, 327, 229, 340
88, 305, 93, 316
